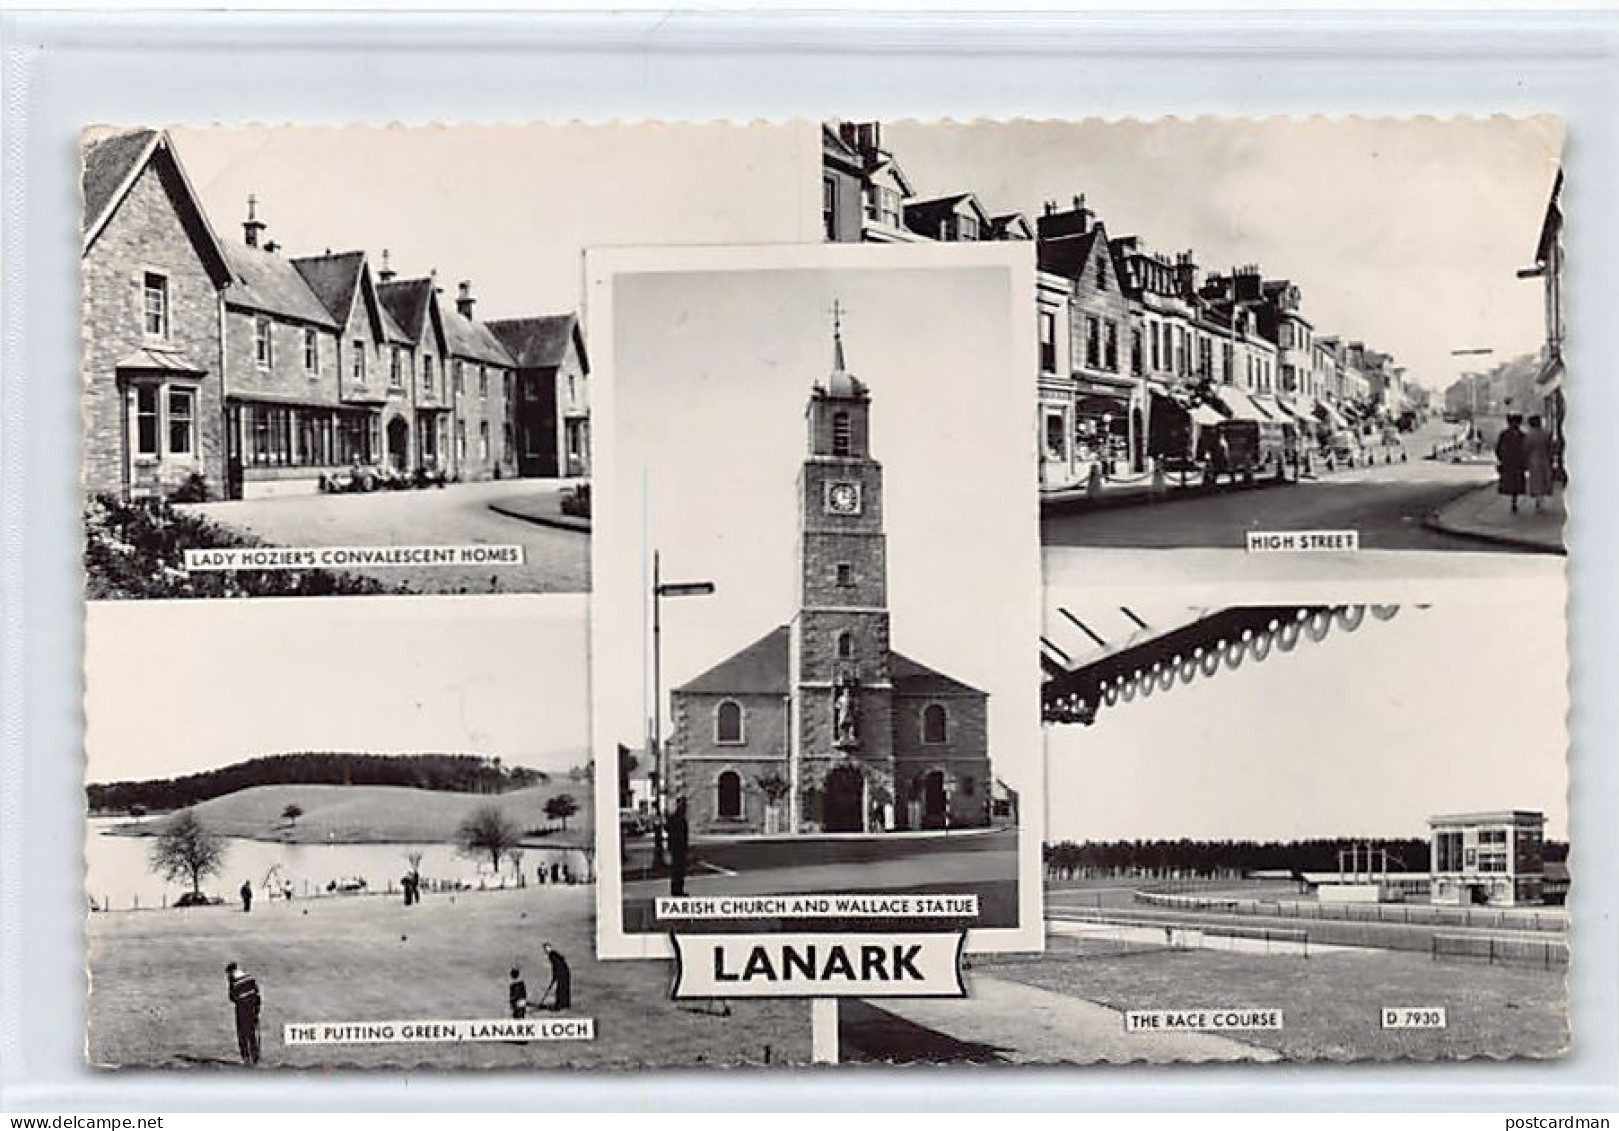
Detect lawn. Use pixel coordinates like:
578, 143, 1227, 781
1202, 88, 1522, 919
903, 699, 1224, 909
87, 883, 809, 1069
109, 782, 594, 846
978, 941, 1568, 1062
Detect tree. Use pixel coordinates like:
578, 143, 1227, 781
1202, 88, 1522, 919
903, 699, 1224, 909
281, 803, 304, 829
149, 809, 226, 897
545, 793, 580, 831
457, 805, 522, 872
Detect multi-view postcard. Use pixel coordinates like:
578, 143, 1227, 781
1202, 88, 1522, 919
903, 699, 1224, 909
81, 116, 1570, 1070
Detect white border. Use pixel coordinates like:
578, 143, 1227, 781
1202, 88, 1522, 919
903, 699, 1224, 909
4, 6, 1618, 1115
586, 240, 1045, 961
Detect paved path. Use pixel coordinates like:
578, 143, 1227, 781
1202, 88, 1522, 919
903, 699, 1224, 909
1429, 482, 1566, 554
185, 480, 589, 594
842, 972, 1278, 1064
1043, 457, 1497, 551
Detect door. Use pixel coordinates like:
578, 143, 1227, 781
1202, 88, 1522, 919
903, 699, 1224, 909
922, 771, 947, 829
823, 765, 865, 833
386, 416, 409, 471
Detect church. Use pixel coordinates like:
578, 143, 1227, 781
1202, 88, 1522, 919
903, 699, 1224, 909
668, 323, 993, 836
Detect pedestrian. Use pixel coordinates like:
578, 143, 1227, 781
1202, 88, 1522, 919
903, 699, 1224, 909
542, 942, 571, 1011
1525, 414, 1554, 512
1495, 414, 1528, 514
239, 880, 252, 913
225, 962, 262, 1065
508, 967, 528, 1018
667, 797, 690, 898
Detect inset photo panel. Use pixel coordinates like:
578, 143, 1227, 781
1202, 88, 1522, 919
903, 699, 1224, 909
588, 242, 1046, 961
840, 579, 1569, 1064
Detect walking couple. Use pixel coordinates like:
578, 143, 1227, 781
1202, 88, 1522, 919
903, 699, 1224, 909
1495, 414, 1556, 514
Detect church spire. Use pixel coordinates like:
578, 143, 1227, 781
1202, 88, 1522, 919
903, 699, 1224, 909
818, 299, 867, 400
831, 298, 847, 373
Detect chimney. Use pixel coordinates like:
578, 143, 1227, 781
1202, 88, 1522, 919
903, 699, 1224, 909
1035, 192, 1093, 241
456, 280, 475, 319
378, 248, 396, 284
243, 194, 266, 249
1172, 250, 1199, 297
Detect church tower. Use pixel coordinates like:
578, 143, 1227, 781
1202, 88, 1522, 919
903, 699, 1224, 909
789, 305, 895, 832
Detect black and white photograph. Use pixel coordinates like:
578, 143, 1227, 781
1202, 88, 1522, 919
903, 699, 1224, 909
80, 123, 809, 599
83, 596, 813, 1069
823, 118, 1567, 564
840, 584, 1569, 1064
587, 243, 1045, 960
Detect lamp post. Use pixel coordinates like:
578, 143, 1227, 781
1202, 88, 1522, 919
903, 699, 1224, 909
649, 549, 715, 871
1450, 348, 1494, 440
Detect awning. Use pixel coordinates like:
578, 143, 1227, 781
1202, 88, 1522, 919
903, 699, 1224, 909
1190, 404, 1225, 427
115, 346, 206, 374
1314, 400, 1350, 430
1213, 387, 1273, 423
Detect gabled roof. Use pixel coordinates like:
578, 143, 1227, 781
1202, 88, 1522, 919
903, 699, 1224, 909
1035, 226, 1102, 280
989, 212, 1033, 241
903, 192, 993, 237
485, 313, 590, 373
81, 128, 233, 286
677, 626, 790, 695
376, 278, 442, 351
891, 652, 984, 697
225, 243, 340, 327
292, 252, 410, 344
438, 301, 516, 367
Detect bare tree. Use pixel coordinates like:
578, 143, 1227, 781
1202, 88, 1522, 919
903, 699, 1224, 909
149, 809, 226, 897
457, 805, 522, 873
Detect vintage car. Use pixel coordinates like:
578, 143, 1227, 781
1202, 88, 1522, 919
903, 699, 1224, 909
1199, 419, 1300, 485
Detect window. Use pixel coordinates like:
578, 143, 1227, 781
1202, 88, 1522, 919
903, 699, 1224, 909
1038, 311, 1057, 373
1198, 338, 1213, 379
822, 176, 837, 239
1150, 323, 1161, 370
837, 631, 854, 660
836, 562, 854, 587
142, 273, 168, 338
879, 186, 901, 227
1045, 413, 1065, 458
351, 340, 366, 384
255, 318, 273, 368
478, 421, 490, 461
717, 771, 743, 820
715, 700, 744, 744
1095, 256, 1108, 291
134, 385, 160, 456
1104, 321, 1119, 371
456, 420, 467, 460
389, 347, 403, 389
961, 776, 977, 798
479, 367, 488, 400
303, 328, 319, 374
1085, 316, 1100, 369
422, 355, 435, 398
167, 388, 195, 455
1222, 343, 1234, 384
832, 411, 851, 457
1131, 328, 1143, 375
453, 360, 464, 396
1435, 831, 1463, 872
503, 422, 514, 460
956, 214, 978, 241
567, 374, 577, 405
921, 703, 948, 744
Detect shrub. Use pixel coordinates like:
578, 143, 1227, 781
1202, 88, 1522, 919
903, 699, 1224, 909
169, 472, 210, 503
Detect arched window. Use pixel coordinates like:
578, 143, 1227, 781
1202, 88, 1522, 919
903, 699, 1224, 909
716, 771, 742, 820
921, 703, 948, 744
836, 631, 854, 660
715, 700, 744, 744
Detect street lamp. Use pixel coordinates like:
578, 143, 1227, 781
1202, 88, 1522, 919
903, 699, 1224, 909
649, 549, 715, 871
1450, 347, 1495, 428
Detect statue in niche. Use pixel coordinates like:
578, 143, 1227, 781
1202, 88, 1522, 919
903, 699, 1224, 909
833, 677, 859, 748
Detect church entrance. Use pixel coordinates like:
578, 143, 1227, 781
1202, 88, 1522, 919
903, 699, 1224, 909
921, 770, 947, 830
823, 764, 865, 833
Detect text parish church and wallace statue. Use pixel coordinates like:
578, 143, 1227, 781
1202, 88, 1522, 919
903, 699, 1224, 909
667, 319, 994, 836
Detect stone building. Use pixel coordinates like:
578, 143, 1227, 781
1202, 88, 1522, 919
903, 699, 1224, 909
1428, 810, 1547, 906
486, 313, 592, 478
668, 331, 992, 837
81, 129, 234, 500
81, 127, 584, 501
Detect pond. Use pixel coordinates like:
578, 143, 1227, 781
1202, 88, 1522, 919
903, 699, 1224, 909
85, 817, 591, 911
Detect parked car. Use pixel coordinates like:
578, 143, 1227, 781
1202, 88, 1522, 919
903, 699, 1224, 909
1200, 419, 1299, 485
619, 808, 651, 838
174, 891, 222, 908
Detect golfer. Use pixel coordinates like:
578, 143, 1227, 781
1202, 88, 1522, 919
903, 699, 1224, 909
225, 962, 262, 1065
541, 942, 571, 1011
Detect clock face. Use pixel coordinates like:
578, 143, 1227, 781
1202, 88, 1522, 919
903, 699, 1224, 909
825, 481, 862, 515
